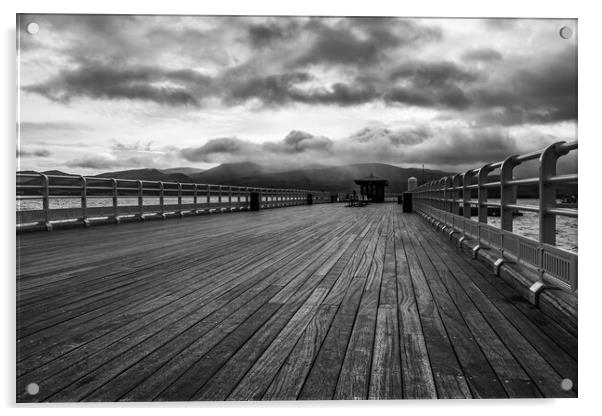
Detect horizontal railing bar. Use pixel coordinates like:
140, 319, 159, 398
546, 208, 578, 217
547, 174, 578, 184
505, 204, 539, 213
506, 177, 539, 186
514, 150, 542, 163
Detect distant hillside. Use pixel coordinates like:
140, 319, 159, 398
159, 167, 204, 176
190, 163, 451, 194
95, 168, 191, 182
189, 162, 280, 184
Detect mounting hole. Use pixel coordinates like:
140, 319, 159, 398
26, 382, 39, 395
26, 22, 39, 35
559, 26, 573, 40
560, 378, 573, 391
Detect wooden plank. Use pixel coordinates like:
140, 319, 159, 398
333, 222, 384, 400
400, 214, 508, 398
368, 306, 402, 399
299, 215, 387, 400
392, 213, 437, 399
226, 288, 331, 400
261, 303, 340, 400
191, 275, 328, 401
404, 214, 537, 398
396, 216, 472, 399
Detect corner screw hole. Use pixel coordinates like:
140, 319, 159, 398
26, 22, 40, 35
26, 382, 39, 395
560, 378, 573, 391
559, 26, 573, 40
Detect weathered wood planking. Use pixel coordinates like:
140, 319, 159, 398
16, 204, 577, 401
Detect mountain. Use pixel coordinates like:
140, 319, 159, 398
189, 162, 280, 184
159, 167, 204, 175
191, 163, 451, 194
95, 168, 191, 183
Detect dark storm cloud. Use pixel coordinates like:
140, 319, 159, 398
470, 47, 577, 125
462, 48, 503, 62
384, 61, 478, 109
293, 83, 378, 106
389, 61, 480, 86
180, 138, 258, 163
412, 128, 520, 165
181, 131, 334, 163
224, 71, 379, 107
247, 19, 301, 47
20, 16, 576, 129
294, 18, 442, 68
224, 72, 312, 105
264, 130, 334, 153
385, 84, 471, 109
23, 64, 207, 106
295, 26, 384, 67
17, 149, 51, 158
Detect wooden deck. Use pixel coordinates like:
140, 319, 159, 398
16, 204, 577, 401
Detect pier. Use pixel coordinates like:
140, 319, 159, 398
16, 141, 578, 401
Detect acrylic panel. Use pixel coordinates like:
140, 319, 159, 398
16, 15, 577, 402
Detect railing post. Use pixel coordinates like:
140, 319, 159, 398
177, 182, 183, 217
237, 186, 241, 210
500, 156, 518, 232
478, 164, 493, 224
137, 180, 144, 220
206, 184, 211, 211
159, 181, 166, 219
40, 174, 52, 231
452, 174, 462, 215
228, 186, 233, 211
80, 175, 90, 227
193, 184, 198, 213
218, 185, 222, 212
442, 177, 451, 212
112, 178, 120, 224
539, 141, 569, 245
462, 171, 475, 219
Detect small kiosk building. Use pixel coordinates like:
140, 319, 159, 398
354, 173, 389, 203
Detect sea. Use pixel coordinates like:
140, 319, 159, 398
16, 197, 577, 254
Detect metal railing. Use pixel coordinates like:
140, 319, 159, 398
411, 141, 578, 291
16, 173, 331, 231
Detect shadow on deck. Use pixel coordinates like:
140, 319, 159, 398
16, 204, 577, 401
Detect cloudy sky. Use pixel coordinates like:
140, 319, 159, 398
17, 15, 577, 174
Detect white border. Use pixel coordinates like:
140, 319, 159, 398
3, 1, 601, 415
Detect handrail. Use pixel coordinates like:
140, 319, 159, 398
411, 140, 578, 291
16, 173, 331, 231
